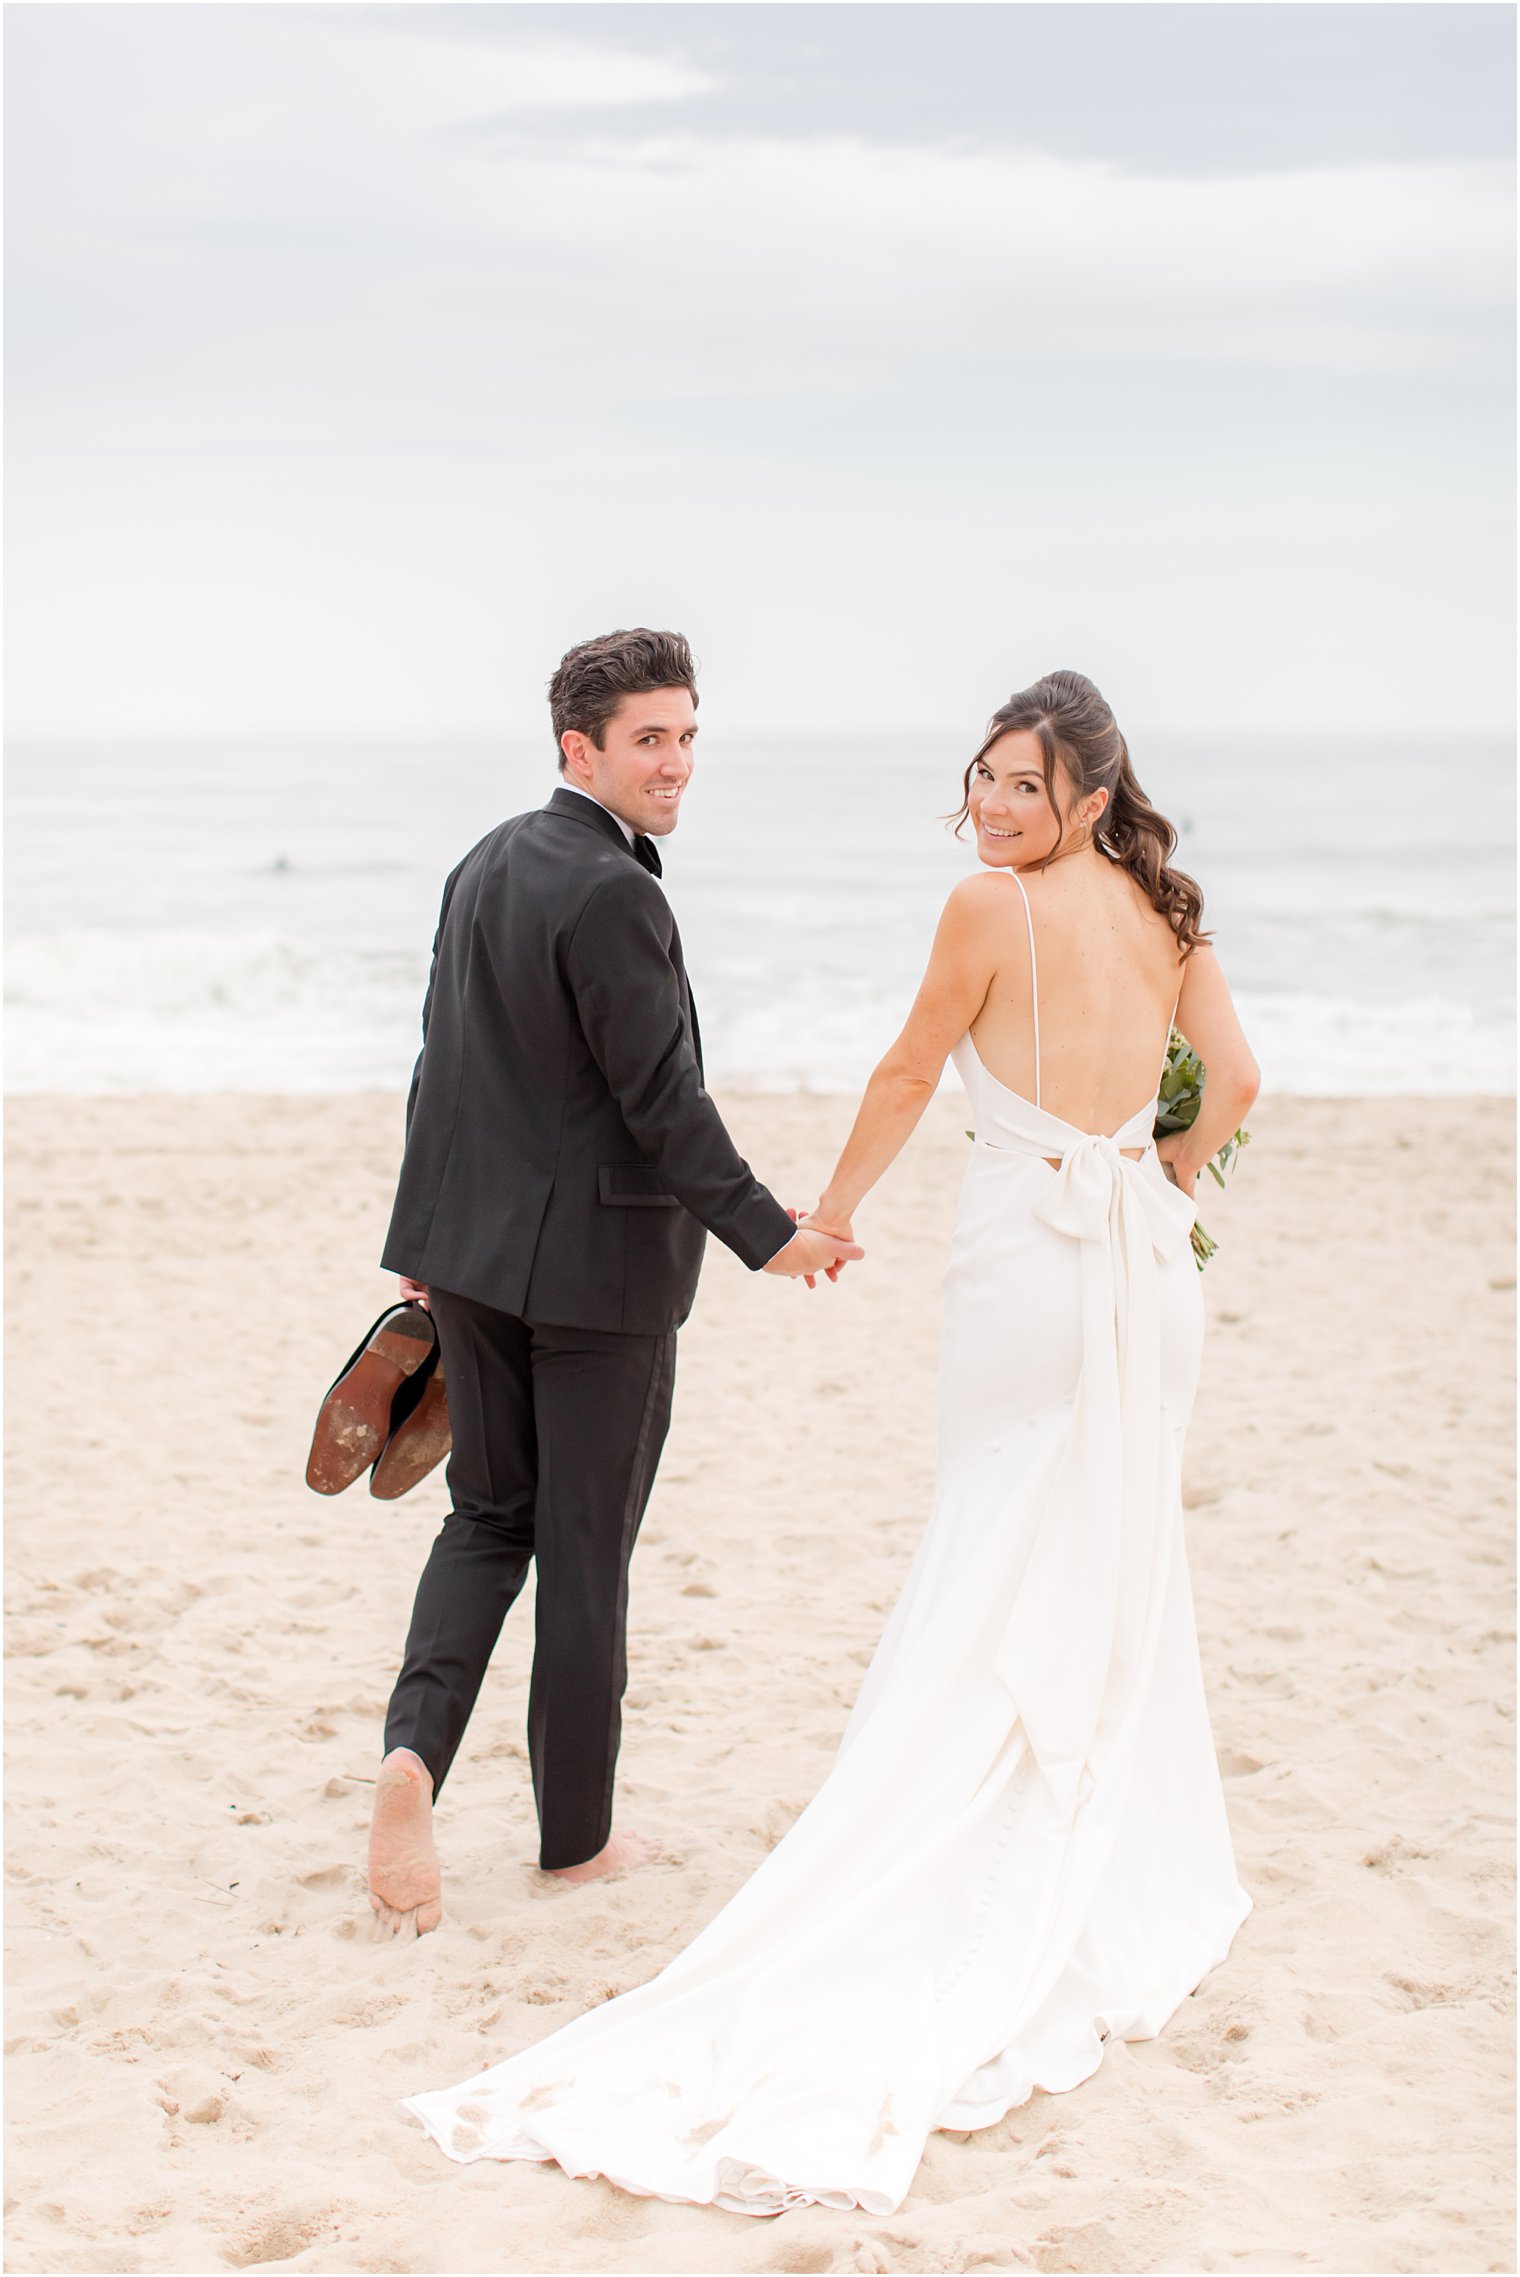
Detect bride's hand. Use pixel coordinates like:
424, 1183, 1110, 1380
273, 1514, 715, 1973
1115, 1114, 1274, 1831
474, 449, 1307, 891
800, 1197, 854, 1246
1154, 1133, 1200, 1198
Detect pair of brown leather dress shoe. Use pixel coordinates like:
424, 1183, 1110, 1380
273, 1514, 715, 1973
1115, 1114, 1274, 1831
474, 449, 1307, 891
305, 1301, 451, 1499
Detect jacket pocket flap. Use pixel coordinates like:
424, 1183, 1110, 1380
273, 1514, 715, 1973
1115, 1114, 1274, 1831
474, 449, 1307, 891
598, 1163, 681, 1208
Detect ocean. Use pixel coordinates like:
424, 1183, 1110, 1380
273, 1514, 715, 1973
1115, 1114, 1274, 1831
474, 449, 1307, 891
5, 733, 1514, 1097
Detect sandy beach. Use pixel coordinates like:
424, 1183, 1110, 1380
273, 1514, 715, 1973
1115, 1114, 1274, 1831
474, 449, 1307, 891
4, 1089, 1514, 2276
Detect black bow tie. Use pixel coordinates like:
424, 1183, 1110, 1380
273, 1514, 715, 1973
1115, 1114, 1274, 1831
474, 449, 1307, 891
634, 834, 663, 878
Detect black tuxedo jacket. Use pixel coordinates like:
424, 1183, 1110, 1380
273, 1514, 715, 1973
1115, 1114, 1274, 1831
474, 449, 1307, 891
381, 788, 795, 1334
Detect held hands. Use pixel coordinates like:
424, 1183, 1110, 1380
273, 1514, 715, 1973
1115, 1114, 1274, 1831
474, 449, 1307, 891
796, 1200, 858, 1289
763, 1207, 863, 1288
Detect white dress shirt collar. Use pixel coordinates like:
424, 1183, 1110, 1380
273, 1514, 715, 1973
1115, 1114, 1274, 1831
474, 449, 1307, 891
562, 782, 636, 848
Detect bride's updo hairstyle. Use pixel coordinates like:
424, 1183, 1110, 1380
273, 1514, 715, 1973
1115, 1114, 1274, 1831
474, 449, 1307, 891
952, 669, 1209, 955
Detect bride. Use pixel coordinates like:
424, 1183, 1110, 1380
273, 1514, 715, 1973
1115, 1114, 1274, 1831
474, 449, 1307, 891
401, 669, 1260, 2218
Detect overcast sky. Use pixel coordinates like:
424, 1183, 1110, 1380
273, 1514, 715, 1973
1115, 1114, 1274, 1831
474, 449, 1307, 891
5, 2, 1514, 740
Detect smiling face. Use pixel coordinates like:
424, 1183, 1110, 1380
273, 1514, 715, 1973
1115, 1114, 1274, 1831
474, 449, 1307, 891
967, 726, 1107, 869
559, 685, 698, 838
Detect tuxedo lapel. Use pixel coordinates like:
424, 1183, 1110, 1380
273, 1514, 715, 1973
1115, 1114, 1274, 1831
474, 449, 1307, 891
545, 787, 661, 874
546, 788, 697, 1062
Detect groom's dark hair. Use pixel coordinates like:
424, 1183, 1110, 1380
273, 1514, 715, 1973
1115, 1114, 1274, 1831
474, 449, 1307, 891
549, 629, 698, 769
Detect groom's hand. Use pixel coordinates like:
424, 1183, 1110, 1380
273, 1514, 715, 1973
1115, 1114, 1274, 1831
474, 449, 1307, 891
398, 1276, 431, 1311
763, 1225, 863, 1286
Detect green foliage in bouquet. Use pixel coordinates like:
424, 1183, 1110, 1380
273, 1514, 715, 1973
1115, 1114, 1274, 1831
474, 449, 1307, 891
1155, 1029, 1251, 1269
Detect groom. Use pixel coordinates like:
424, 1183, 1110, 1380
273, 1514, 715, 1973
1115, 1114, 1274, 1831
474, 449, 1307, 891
368, 628, 860, 1932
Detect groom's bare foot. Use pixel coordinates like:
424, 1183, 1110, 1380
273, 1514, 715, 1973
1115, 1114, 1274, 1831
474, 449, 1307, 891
542, 1830, 658, 1886
368, 1749, 442, 1936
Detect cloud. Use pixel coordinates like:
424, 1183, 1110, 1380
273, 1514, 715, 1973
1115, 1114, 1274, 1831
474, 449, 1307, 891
433, 133, 1512, 391
7, 5, 1510, 463
359, 24, 720, 114
360, 3, 1519, 174
11, 120, 1512, 472
3, 5, 1512, 738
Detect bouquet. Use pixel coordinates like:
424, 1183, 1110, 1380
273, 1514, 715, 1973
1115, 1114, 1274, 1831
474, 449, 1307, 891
1155, 1029, 1251, 1269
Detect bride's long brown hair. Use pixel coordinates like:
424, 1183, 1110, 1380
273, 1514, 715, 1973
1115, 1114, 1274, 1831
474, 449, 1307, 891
950, 670, 1209, 955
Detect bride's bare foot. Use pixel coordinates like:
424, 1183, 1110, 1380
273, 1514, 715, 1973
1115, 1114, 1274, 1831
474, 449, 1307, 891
542, 1829, 658, 1886
367, 1748, 442, 1936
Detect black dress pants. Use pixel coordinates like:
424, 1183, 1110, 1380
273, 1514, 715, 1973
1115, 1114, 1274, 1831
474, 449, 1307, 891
382, 1286, 676, 1870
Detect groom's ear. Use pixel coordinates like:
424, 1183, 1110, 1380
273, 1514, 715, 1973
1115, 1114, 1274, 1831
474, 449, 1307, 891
559, 729, 588, 780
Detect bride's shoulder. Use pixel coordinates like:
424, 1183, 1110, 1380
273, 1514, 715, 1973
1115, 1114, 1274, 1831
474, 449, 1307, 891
933, 871, 1023, 950
942, 870, 1017, 921
924, 875, 1018, 970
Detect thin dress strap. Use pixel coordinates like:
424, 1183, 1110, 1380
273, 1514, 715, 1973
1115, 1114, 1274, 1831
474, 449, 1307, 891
1005, 869, 1040, 1108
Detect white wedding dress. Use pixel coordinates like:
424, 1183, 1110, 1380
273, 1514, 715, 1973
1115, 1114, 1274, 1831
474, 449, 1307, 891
402, 876, 1252, 2217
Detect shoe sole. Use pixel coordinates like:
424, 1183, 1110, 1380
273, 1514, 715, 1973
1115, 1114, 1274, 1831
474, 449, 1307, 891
370, 1363, 451, 1500
305, 1310, 435, 1495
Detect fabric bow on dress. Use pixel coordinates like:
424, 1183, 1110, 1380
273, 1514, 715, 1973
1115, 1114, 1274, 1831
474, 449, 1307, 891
966, 1091, 1198, 1820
